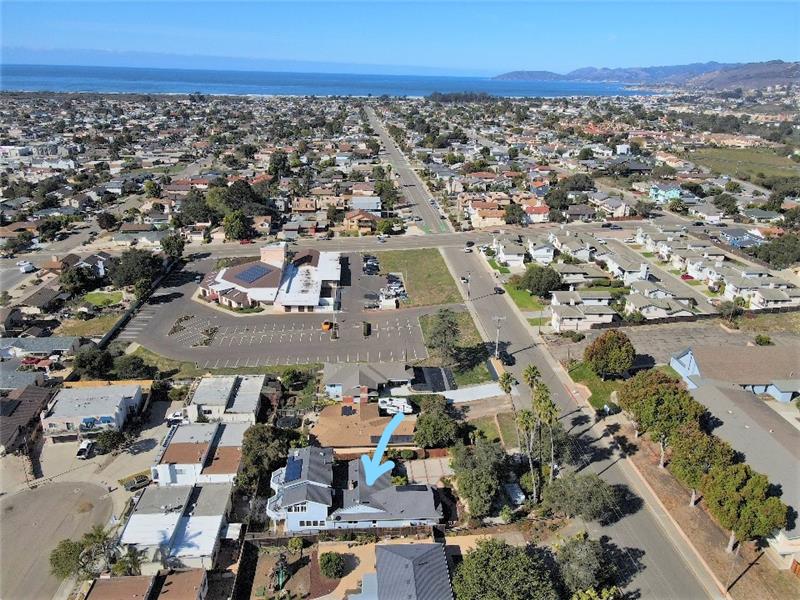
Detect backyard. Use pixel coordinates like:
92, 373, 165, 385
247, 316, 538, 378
55, 313, 120, 338
419, 310, 492, 387
377, 248, 461, 307
689, 147, 800, 179
83, 290, 123, 307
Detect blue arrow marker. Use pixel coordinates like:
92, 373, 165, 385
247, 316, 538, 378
361, 412, 406, 486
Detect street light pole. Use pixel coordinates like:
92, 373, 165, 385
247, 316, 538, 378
492, 315, 506, 359
466, 272, 471, 299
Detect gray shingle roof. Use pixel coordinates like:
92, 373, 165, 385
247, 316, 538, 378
376, 543, 454, 600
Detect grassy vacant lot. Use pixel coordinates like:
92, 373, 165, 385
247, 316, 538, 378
83, 291, 123, 307
56, 313, 121, 337
468, 416, 500, 442
736, 312, 800, 334
419, 310, 492, 387
690, 147, 799, 179
131, 345, 321, 380
569, 361, 624, 410
377, 249, 461, 307
504, 284, 545, 311
496, 412, 520, 448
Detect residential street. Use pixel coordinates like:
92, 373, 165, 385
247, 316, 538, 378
366, 107, 452, 234
443, 247, 717, 599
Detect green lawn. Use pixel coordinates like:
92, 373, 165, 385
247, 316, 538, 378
468, 416, 500, 442
690, 147, 800, 179
686, 279, 703, 286
56, 313, 121, 338
377, 249, 461, 307
419, 310, 492, 387
641, 252, 655, 258
496, 412, 520, 448
528, 317, 549, 327
655, 364, 682, 381
669, 269, 684, 276
488, 258, 511, 274
131, 345, 321, 380
569, 361, 625, 411
504, 285, 545, 311
83, 291, 123, 307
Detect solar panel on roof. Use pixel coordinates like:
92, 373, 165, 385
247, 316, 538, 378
236, 264, 270, 284
285, 457, 303, 482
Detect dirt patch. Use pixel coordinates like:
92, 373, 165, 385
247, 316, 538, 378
308, 549, 339, 598
76, 501, 94, 513
618, 424, 800, 600
250, 547, 311, 599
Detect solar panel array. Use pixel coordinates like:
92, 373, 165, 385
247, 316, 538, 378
285, 457, 303, 482
236, 264, 270, 284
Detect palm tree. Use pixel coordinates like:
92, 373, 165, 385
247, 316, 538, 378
112, 547, 144, 576
536, 385, 559, 483
498, 372, 521, 448
82, 525, 116, 573
516, 409, 539, 502
522, 364, 540, 392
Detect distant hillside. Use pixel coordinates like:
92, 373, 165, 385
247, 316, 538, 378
493, 70, 566, 81
493, 60, 798, 88
494, 61, 732, 83
686, 60, 800, 89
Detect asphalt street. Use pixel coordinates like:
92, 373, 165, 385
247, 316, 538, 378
444, 248, 714, 599
366, 106, 452, 234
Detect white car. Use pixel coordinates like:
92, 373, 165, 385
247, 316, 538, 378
76, 440, 95, 460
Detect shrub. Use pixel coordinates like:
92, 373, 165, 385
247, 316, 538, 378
319, 551, 346, 579
754, 334, 772, 346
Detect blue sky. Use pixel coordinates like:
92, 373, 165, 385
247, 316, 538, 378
2, 1, 798, 75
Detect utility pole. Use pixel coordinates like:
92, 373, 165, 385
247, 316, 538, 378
466, 272, 471, 299
493, 316, 506, 359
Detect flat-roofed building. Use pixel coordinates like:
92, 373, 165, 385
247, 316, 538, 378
185, 375, 264, 423
40, 383, 143, 443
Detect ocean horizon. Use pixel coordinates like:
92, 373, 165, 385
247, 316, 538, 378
0, 64, 656, 98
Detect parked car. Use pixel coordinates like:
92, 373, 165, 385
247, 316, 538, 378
76, 440, 95, 460
463, 246, 472, 253
680, 274, 694, 281
494, 286, 505, 295
124, 474, 151, 492
497, 351, 515, 366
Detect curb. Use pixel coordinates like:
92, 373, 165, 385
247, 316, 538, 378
622, 442, 732, 600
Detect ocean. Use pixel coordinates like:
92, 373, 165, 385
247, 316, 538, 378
0, 64, 652, 97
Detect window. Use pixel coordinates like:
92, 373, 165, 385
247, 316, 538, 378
65, 422, 74, 430
202, 409, 213, 415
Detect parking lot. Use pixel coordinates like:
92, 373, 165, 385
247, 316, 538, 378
119, 253, 441, 367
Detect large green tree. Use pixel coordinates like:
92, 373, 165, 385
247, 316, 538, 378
557, 534, 607, 596
238, 424, 295, 494
519, 265, 562, 297
703, 463, 788, 553
73, 347, 114, 379
452, 538, 558, 600
427, 308, 460, 366
160, 233, 185, 260
669, 421, 734, 506
223, 209, 254, 240
109, 249, 161, 288
543, 473, 616, 523
583, 330, 635, 379
414, 402, 459, 449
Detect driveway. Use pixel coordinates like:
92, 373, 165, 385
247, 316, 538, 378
0, 482, 112, 600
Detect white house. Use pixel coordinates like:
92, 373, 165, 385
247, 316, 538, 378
624, 295, 694, 320
526, 237, 555, 265
185, 375, 264, 423
119, 482, 233, 574
151, 422, 247, 486
40, 384, 143, 443
267, 447, 442, 533
601, 253, 649, 285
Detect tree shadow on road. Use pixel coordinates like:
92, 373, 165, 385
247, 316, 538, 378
600, 484, 644, 526
599, 534, 646, 593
